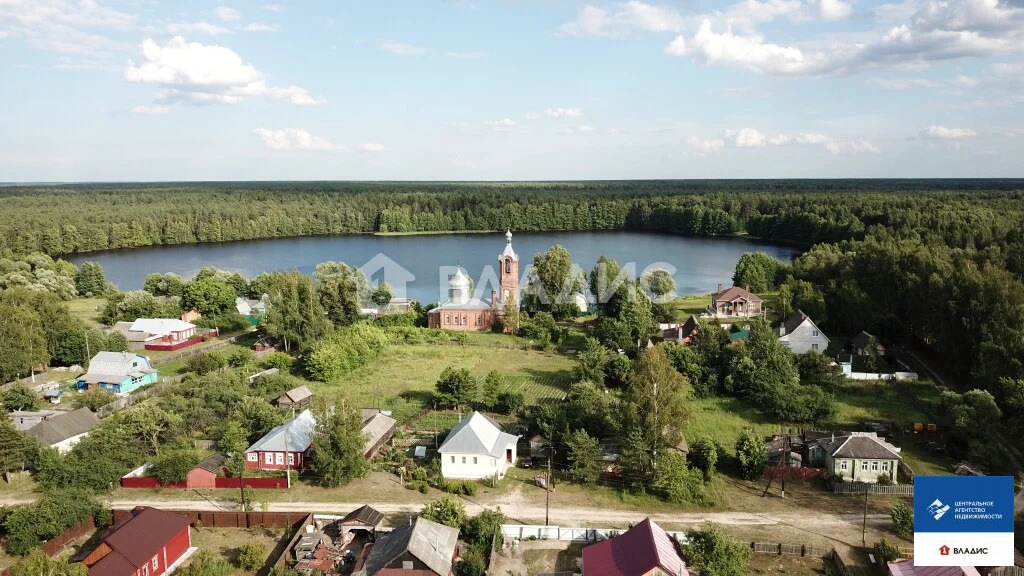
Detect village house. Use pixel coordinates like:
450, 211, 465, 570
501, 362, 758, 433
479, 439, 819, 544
887, 560, 980, 576
272, 385, 313, 410
851, 330, 886, 357
25, 407, 100, 454
112, 318, 199, 351
77, 351, 159, 395
660, 315, 700, 343
361, 410, 398, 459
813, 432, 902, 484
245, 409, 315, 471
438, 411, 518, 481
83, 507, 195, 576
709, 284, 763, 318
8, 409, 61, 431
427, 230, 519, 332
582, 518, 689, 576
775, 310, 830, 354
354, 517, 459, 576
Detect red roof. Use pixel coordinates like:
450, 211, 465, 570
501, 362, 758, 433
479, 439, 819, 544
712, 286, 762, 303
90, 508, 192, 576
582, 518, 688, 576
888, 560, 980, 576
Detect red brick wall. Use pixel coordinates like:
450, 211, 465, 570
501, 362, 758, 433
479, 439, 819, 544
429, 309, 495, 331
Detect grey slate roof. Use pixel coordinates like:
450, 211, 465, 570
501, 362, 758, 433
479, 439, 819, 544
362, 412, 398, 456
819, 433, 901, 460
779, 310, 812, 336
246, 409, 316, 453
80, 351, 155, 384
26, 407, 100, 446
361, 517, 458, 576
277, 385, 312, 405
195, 452, 229, 473
438, 411, 518, 458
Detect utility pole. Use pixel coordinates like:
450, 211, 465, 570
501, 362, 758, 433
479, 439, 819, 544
545, 451, 552, 526
862, 488, 869, 546
781, 434, 788, 499
285, 406, 294, 489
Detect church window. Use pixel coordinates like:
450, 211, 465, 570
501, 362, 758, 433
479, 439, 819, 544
445, 314, 450, 325
454, 315, 460, 325
505, 259, 511, 274
462, 315, 467, 325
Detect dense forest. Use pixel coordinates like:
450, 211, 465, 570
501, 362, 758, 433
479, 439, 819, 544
2, 179, 1024, 390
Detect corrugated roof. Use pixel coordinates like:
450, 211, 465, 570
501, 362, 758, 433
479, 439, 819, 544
582, 518, 688, 576
90, 507, 192, 576
828, 434, 902, 460
362, 412, 397, 456
26, 407, 100, 446
80, 352, 154, 383
340, 505, 384, 527
438, 411, 518, 458
195, 452, 229, 474
887, 560, 981, 576
129, 318, 195, 336
361, 518, 458, 576
427, 297, 494, 312
246, 409, 316, 453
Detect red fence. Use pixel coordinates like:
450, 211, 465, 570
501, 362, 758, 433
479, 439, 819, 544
763, 466, 827, 479
145, 335, 205, 351
110, 509, 310, 529
120, 476, 285, 489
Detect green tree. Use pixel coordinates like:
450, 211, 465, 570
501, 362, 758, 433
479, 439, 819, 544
2, 384, 39, 412
231, 396, 282, 443
565, 428, 602, 485
149, 450, 200, 483
618, 284, 655, 351
621, 346, 691, 483
263, 271, 331, 352
314, 261, 368, 326
461, 508, 505, 554
642, 268, 676, 301
0, 417, 34, 474
864, 335, 881, 373
421, 496, 466, 528
891, 501, 914, 537
652, 452, 707, 504
776, 283, 793, 320
732, 252, 783, 292
75, 262, 106, 296
371, 282, 394, 307
574, 337, 612, 384
435, 367, 478, 409
481, 370, 503, 410
118, 404, 183, 455
527, 245, 580, 316
182, 277, 236, 316
501, 297, 520, 333
688, 435, 718, 481
219, 419, 250, 511
735, 431, 768, 481
0, 303, 49, 382
309, 398, 368, 486
590, 256, 627, 313
186, 351, 226, 375
454, 549, 486, 576
681, 524, 752, 576
11, 551, 87, 576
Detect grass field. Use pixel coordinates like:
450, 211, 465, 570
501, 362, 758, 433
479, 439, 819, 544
671, 291, 782, 322
303, 343, 575, 423
66, 297, 107, 328
188, 526, 289, 575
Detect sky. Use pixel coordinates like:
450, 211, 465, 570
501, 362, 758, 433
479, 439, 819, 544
0, 0, 1022, 181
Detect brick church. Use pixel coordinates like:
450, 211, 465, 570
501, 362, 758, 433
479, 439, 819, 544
427, 230, 519, 331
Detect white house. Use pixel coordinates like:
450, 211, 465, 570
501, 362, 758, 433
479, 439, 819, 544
775, 310, 830, 354
438, 412, 518, 481
25, 407, 100, 454
815, 432, 902, 484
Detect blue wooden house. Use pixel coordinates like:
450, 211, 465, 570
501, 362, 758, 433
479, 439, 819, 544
77, 351, 159, 395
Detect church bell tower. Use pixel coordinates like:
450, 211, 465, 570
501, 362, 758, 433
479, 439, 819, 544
498, 229, 519, 307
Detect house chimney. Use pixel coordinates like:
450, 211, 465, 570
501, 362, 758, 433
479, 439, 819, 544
831, 433, 834, 443
745, 284, 750, 293
717, 283, 723, 293
491, 290, 497, 308
677, 326, 682, 340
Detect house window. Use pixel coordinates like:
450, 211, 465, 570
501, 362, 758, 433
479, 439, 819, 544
861, 461, 868, 472
881, 462, 890, 472
462, 457, 466, 464
264, 453, 273, 465
812, 330, 819, 337
142, 565, 148, 576
152, 557, 159, 570
812, 344, 819, 351
451, 456, 455, 463
871, 461, 879, 472
840, 460, 848, 471
247, 453, 257, 462
287, 453, 295, 465
275, 453, 284, 465
473, 457, 478, 464
491, 460, 496, 467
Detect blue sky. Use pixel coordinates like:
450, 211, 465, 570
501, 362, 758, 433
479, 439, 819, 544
1, 0, 1022, 181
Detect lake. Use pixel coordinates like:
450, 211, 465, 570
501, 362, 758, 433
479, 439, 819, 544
68, 231, 801, 304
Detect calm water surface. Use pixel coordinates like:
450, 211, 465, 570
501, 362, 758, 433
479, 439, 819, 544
69, 232, 801, 303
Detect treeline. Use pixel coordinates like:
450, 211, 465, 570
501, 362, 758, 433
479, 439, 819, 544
2, 181, 1022, 256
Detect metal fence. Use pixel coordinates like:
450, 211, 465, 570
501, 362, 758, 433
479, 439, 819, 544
829, 481, 914, 496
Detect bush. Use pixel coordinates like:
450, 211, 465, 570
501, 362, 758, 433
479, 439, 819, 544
149, 450, 201, 484
195, 313, 252, 334
874, 538, 900, 563
418, 481, 430, 494
891, 501, 913, 537
445, 480, 477, 496
187, 351, 226, 375
305, 324, 389, 382
235, 543, 268, 572
454, 548, 486, 576
2, 489, 103, 555
421, 496, 466, 528
227, 348, 254, 368
261, 352, 294, 371
735, 430, 768, 481
496, 390, 524, 415
689, 436, 718, 481
178, 550, 233, 576
72, 390, 117, 411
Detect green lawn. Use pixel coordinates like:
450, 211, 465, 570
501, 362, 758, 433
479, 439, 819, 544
686, 396, 782, 454
66, 297, 107, 328
830, 381, 931, 428
670, 291, 782, 322
303, 343, 576, 423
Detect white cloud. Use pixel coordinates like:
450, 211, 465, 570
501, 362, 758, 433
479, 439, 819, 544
242, 22, 280, 32
576, 125, 595, 132
557, 127, 576, 135
666, 20, 827, 75
850, 139, 881, 153
360, 142, 385, 152
924, 125, 978, 139
253, 128, 341, 150
262, 4, 282, 12
0, 0, 135, 65
686, 136, 726, 153
125, 37, 322, 106
131, 104, 169, 114
806, 0, 853, 21
866, 77, 942, 89
953, 74, 980, 87
214, 6, 241, 22
546, 107, 583, 118
446, 51, 486, 60
486, 118, 516, 128
730, 127, 767, 147
164, 22, 230, 36
379, 41, 425, 56
559, 2, 686, 37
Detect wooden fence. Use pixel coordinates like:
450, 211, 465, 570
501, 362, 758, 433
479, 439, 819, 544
750, 542, 832, 558
763, 466, 827, 479
110, 509, 308, 529
96, 379, 174, 418
829, 480, 914, 496
120, 475, 287, 489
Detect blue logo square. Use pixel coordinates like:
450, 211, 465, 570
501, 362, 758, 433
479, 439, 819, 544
914, 476, 1014, 533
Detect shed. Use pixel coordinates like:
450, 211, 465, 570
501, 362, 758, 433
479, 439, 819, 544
186, 453, 229, 489
273, 384, 312, 409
